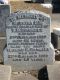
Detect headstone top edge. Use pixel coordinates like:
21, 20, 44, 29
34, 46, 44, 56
0, 4, 10, 11
9, 10, 50, 18
0, 4, 10, 6
29, 10, 50, 18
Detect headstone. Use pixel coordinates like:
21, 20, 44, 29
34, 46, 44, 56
0, 65, 11, 80
0, 5, 10, 37
53, 28, 60, 49
0, 5, 9, 61
0, 0, 9, 4
0, 0, 4, 4
4, 10, 55, 71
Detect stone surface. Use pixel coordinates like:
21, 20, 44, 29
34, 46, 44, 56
9, 1, 60, 32
47, 61, 60, 80
0, 5, 10, 37
4, 10, 55, 71
0, 38, 6, 63
3, 43, 55, 71
0, 65, 11, 80
53, 28, 60, 49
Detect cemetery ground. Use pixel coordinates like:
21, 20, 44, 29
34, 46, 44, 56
0, 1, 60, 80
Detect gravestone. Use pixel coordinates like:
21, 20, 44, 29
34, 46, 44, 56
4, 10, 55, 71
0, 5, 10, 36
0, 5, 10, 63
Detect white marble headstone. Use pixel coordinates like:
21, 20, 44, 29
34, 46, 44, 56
4, 10, 55, 71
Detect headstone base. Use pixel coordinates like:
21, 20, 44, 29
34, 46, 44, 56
4, 44, 55, 71
0, 65, 11, 80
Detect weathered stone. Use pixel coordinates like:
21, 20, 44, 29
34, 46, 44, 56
4, 10, 55, 71
0, 5, 10, 37
0, 38, 6, 63
0, 65, 11, 80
